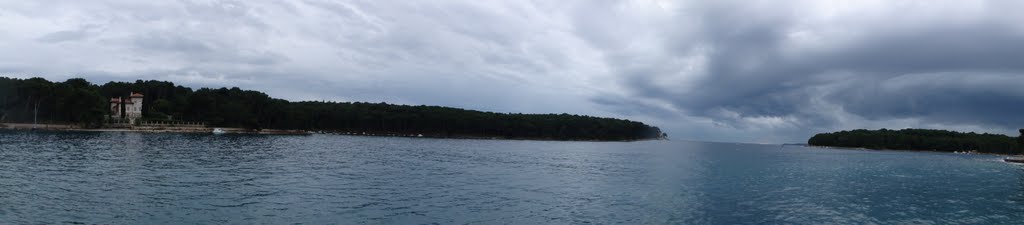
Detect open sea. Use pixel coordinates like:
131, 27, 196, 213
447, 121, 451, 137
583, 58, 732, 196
1, 131, 1022, 224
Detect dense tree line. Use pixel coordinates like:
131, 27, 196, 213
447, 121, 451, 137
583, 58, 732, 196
808, 128, 1022, 155
0, 77, 664, 141
0, 77, 108, 126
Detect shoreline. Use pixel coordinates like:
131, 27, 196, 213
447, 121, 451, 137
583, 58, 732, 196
805, 144, 1024, 157
1, 123, 663, 141
0, 123, 306, 135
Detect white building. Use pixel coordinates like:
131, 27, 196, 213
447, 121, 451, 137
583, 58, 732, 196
110, 92, 144, 123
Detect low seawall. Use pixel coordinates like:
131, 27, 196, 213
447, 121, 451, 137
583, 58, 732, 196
0, 123, 75, 130
1, 123, 307, 135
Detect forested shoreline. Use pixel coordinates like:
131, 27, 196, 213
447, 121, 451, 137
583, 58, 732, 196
808, 129, 1024, 155
0, 77, 664, 141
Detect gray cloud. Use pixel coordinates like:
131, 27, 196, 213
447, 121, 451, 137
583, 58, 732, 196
132, 34, 212, 53
2, 1, 1024, 143
37, 30, 89, 43
596, 1, 1024, 142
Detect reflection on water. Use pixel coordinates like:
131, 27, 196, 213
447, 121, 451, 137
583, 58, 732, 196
0, 131, 1022, 224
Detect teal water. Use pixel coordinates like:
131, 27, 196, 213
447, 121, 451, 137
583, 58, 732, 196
1, 131, 1022, 224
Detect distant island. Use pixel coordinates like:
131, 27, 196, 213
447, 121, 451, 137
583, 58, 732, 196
0, 77, 665, 141
808, 128, 1024, 155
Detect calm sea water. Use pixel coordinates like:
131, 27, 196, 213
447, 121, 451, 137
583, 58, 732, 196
1, 131, 1023, 224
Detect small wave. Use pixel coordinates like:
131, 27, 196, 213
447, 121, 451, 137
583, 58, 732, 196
207, 201, 260, 208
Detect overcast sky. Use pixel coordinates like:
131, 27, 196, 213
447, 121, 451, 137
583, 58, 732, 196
3, 0, 1024, 143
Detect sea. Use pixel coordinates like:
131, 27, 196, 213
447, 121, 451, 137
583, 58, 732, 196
1, 131, 1022, 224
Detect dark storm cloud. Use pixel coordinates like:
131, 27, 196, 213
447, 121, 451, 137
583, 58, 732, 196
832, 74, 1024, 125
600, 1, 1024, 141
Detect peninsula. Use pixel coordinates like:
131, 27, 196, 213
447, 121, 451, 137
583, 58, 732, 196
0, 77, 665, 141
808, 128, 1024, 155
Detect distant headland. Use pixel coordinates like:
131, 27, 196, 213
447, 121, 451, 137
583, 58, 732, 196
808, 128, 1024, 155
0, 77, 666, 141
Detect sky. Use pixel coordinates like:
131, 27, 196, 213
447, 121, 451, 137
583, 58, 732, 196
2, 0, 1024, 143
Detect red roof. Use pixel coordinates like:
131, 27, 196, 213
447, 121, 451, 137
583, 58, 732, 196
130, 92, 144, 97
110, 98, 121, 103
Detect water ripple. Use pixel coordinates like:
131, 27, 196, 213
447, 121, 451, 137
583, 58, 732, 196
1, 131, 1023, 224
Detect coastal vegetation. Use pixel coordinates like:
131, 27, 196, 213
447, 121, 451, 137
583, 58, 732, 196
808, 128, 1023, 155
0, 77, 664, 141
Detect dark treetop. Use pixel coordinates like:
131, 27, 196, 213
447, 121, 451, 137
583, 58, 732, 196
0, 77, 663, 141
808, 128, 1023, 155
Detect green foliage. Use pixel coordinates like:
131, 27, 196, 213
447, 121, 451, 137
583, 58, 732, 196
0, 77, 663, 140
1018, 129, 1024, 148
0, 77, 106, 127
808, 128, 1023, 155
